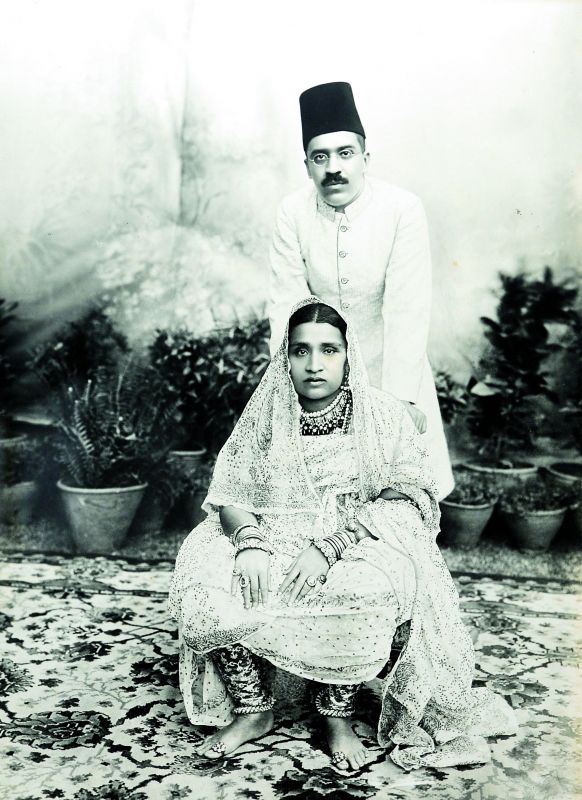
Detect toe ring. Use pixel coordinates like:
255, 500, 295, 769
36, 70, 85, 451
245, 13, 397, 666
209, 740, 226, 755
331, 751, 349, 765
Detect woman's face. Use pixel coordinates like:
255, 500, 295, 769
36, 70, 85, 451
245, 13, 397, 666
288, 321, 347, 410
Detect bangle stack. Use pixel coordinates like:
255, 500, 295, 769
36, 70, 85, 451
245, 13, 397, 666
236, 537, 274, 556
312, 528, 357, 568
231, 523, 260, 545
231, 523, 274, 556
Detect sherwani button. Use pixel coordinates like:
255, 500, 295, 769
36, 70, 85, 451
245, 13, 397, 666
342, 302, 350, 309
340, 225, 348, 232
339, 251, 347, 258
341, 278, 349, 284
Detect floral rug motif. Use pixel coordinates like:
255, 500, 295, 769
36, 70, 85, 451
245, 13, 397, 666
0, 552, 580, 800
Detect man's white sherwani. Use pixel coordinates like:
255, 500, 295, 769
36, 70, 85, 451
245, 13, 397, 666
268, 176, 453, 499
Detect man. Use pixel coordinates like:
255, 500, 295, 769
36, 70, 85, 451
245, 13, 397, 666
268, 81, 453, 499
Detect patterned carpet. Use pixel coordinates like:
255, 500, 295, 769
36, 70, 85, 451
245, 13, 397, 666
0, 552, 580, 800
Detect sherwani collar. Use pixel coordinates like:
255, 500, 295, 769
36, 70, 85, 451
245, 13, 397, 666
315, 179, 372, 223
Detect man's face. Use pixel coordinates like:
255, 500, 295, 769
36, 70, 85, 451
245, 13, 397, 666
304, 131, 369, 210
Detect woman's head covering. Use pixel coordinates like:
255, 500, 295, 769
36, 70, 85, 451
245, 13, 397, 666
205, 298, 437, 522
299, 82, 365, 152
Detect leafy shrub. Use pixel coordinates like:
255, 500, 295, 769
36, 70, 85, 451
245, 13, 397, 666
435, 371, 468, 425
498, 472, 578, 514
0, 298, 29, 434
444, 469, 498, 506
150, 319, 270, 453
0, 438, 43, 486
32, 306, 129, 390
467, 268, 578, 464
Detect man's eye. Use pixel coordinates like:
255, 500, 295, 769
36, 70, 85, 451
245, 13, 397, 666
339, 150, 355, 159
312, 154, 327, 164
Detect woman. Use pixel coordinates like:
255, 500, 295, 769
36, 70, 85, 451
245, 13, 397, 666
168, 299, 516, 774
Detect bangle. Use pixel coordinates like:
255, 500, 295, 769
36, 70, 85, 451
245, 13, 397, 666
238, 530, 266, 544
235, 538, 274, 556
312, 539, 338, 567
231, 523, 260, 544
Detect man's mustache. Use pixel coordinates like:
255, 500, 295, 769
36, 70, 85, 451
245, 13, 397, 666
322, 173, 348, 187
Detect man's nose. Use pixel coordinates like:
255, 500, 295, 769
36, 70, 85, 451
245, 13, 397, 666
326, 152, 342, 171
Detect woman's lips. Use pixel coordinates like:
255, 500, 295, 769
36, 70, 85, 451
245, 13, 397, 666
305, 378, 325, 383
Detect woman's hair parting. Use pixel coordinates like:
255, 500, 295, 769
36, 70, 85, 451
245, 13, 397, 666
288, 303, 347, 339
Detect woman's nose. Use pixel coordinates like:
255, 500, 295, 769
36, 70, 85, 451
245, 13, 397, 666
307, 353, 322, 371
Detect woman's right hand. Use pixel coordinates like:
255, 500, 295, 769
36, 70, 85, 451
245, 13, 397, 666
230, 549, 271, 610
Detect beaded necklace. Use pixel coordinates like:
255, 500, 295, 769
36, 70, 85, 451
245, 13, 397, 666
300, 387, 352, 435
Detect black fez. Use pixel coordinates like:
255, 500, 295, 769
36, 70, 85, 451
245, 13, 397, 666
299, 81, 365, 152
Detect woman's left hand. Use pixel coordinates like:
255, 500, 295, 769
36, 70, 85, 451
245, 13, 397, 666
278, 545, 329, 605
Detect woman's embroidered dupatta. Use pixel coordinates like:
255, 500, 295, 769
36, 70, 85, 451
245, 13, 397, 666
205, 296, 439, 525
201, 297, 516, 767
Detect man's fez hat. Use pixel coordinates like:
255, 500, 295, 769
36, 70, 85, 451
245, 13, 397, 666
299, 81, 365, 152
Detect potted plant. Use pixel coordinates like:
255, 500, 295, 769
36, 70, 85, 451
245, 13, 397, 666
464, 268, 578, 489
439, 467, 498, 549
32, 304, 129, 390
0, 298, 29, 449
129, 455, 197, 536
0, 437, 41, 526
434, 370, 468, 427
54, 359, 179, 553
498, 471, 577, 551
149, 319, 269, 520
549, 313, 582, 481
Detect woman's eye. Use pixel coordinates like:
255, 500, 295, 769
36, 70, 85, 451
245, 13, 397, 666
293, 348, 307, 356
323, 348, 337, 355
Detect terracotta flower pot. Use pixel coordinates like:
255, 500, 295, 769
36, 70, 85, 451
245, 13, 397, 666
130, 491, 168, 536
439, 500, 496, 549
545, 461, 582, 541
498, 508, 567, 551
170, 448, 208, 527
184, 489, 209, 529
463, 461, 536, 492
57, 481, 147, 554
0, 481, 37, 525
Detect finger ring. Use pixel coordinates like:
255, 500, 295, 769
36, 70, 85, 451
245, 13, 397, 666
317, 574, 327, 584
305, 576, 317, 588
239, 575, 250, 588
232, 568, 241, 576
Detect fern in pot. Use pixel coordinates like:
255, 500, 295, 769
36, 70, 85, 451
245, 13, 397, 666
54, 359, 178, 553
439, 467, 498, 549
498, 470, 577, 551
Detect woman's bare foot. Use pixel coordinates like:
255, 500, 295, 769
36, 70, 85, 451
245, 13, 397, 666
197, 710, 274, 759
324, 716, 367, 773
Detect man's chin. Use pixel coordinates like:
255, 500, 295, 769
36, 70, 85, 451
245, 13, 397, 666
319, 187, 355, 208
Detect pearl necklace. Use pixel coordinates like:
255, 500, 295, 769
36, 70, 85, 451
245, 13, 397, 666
300, 388, 352, 436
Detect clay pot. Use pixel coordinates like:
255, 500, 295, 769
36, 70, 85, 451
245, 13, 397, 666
545, 461, 582, 541
0, 481, 37, 525
57, 481, 147, 554
498, 507, 568, 551
463, 461, 536, 492
170, 448, 208, 527
439, 500, 496, 549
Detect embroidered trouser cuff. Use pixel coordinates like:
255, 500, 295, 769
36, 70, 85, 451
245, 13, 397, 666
212, 644, 275, 714
315, 683, 360, 718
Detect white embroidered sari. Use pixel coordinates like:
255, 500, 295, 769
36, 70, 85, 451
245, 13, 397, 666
168, 298, 517, 770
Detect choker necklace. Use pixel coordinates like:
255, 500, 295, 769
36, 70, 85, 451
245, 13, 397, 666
300, 387, 352, 436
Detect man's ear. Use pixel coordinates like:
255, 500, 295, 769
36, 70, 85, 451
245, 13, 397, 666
363, 151, 371, 173
304, 158, 313, 180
